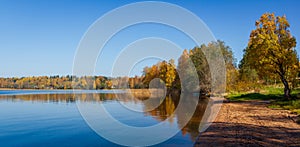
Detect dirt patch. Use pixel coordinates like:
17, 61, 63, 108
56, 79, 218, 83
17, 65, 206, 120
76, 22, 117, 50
195, 101, 300, 146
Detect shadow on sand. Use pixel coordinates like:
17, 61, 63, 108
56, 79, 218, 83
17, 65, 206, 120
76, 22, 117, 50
195, 122, 300, 146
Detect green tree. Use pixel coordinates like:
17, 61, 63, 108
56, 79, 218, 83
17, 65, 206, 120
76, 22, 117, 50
243, 13, 299, 98
239, 56, 259, 83
176, 41, 234, 93
217, 40, 238, 92
189, 46, 211, 93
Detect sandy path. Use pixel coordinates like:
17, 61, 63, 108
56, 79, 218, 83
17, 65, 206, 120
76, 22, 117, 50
195, 101, 300, 146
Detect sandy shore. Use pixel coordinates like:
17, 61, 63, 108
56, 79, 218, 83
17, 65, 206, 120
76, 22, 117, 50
195, 101, 300, 146
0, 88, 18, 90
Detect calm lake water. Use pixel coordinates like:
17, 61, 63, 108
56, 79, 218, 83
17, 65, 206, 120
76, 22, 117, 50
0, 90, 208, 146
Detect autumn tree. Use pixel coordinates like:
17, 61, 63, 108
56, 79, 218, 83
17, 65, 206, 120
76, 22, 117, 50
158, 60, 176, 88
0, 75, 116, 90
142, 60, 177, 89
243, 13, 299, 98
143, 64, 159, 87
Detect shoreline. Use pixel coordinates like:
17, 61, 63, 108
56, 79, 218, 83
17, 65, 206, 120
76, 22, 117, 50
0, 88, 168, 98
0, 88, 163, 91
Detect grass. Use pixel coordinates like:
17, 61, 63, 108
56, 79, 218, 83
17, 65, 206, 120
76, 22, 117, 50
269, 100, 300, 115
227, 93, 283, 101
226, 87, 284, 101
226, 86, 300, 115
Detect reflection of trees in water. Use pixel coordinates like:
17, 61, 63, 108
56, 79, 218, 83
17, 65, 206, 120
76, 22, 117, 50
143, 94, 209, 141
0, 93, 209, 141
144, 96, 176, 123
0, 93, 123, 103
180, 98, 209, 141
0, 93, 155, 103
0, 93, 77, 103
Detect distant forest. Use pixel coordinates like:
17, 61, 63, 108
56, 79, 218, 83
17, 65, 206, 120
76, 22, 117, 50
1, 13, 299, 99
0, 75, 143, 90
1, 36, 299, 96
0, 40, 230, 92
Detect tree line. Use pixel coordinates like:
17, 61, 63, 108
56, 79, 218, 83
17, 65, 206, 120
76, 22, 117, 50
142, 13, 299, 99
0, 13, 299, 99
0, 75, 143, 90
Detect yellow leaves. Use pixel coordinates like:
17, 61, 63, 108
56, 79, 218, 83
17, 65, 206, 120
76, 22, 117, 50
105, 80, 113, 89
244, 12, 298, 84
142, 60, 177, 88
293, 64, 299, 69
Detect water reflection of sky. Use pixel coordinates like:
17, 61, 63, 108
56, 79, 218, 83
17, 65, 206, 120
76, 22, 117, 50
0, 90, 208, 146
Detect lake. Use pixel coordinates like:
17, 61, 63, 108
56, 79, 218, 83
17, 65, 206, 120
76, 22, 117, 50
0, 90, 208, 146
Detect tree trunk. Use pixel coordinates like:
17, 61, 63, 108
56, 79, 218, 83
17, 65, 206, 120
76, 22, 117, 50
280, 76, 291, 99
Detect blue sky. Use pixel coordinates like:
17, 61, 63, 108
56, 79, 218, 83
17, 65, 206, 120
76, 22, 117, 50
0, 0, 299, 77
